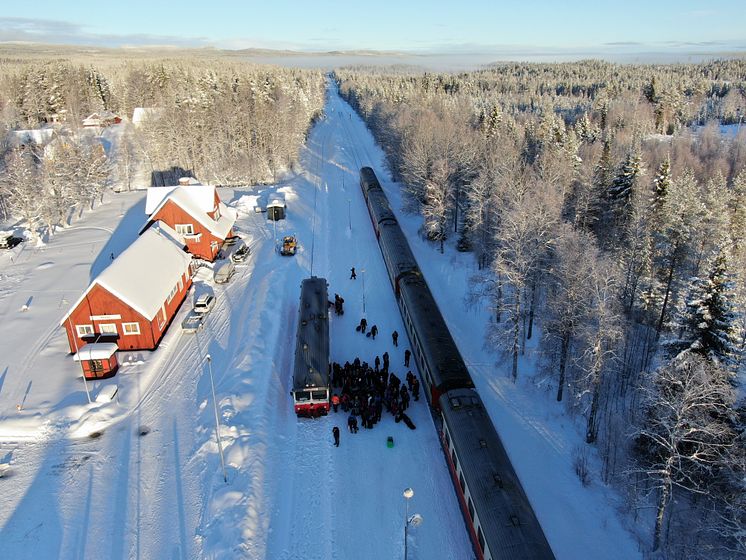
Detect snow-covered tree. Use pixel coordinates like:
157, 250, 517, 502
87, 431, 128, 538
635, 353, 736, 551
666, 249, 739, 368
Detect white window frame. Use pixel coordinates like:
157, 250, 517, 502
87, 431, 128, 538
175, 223, 195, 236
99, 323, 118, 335
76, 324, 94, 336
122, 322, 140, 335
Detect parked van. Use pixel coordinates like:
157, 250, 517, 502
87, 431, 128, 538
214, 261, 236, 284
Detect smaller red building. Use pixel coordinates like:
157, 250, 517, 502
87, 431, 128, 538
61, 225, 193, 353
73, 342, 119, 379
142, 179, 237, 262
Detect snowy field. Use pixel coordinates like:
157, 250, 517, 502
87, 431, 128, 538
0, 80, 641, 559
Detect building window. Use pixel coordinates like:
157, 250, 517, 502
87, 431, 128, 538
89, 359, 104, 372
123, 322, 140, 335
99, 323, 117, 334
175, 223, 195, 236
76, 324, 94, 337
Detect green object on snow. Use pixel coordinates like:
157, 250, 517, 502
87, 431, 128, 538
387, 436, 394, 448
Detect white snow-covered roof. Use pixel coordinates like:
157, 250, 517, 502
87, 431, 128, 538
61, 226, 191, 324
132, 107, 162, 126
267, 194, 286, 208
145, 183, 212, 215
73, 342, 118, 361
145, 184, 237, 239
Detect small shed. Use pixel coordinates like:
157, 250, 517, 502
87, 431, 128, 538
73, 342, 119, 379
267, 195, 286, 221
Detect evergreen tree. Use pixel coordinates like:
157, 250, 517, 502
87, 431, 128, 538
609, 148, 644, 206
667, 249, 739, 367
650, 156, 671, 231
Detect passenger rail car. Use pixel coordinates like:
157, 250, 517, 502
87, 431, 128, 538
359, 167, 555, 560
360, 167, 473, 404
440, 389, 555, 560
291, 277, 330, 417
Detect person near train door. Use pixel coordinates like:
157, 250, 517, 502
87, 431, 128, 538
332, 426, 340, 447
392, 330, 398, 347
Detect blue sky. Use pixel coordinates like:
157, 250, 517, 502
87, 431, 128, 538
0, 0, 743, 54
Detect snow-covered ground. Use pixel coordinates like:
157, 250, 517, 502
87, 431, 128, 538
0, 80, 641, 559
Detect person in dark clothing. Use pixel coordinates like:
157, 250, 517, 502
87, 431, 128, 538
392, 330, 398, 346
382, 351, 389, 370
332, 426, 340, 446
374, 355, 380, 371
350, 267, 357, 279
348, 414, 355, 433
412, 377, 420, 401
369, 325, 378, 339
404, 349, 411, 368
331, 393, 340, 413
406, 371, 414, 391
352, 416, 359, 433
358, 318, 367, 334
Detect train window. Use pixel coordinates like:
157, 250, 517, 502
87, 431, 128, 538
444, 428, 450, 448
311, 390, 327, 400
451, 449, 458, 470
477, 526, 485, 553
295, 391, 310, 402
450, 397, 462, 409
467, 497, 474, 521
458, 473, 466, 493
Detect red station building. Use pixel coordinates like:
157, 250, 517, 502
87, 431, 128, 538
61, 225, 194, 358
141, 178, 237, 262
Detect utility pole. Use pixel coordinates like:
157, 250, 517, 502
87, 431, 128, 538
206, 354, 228, 483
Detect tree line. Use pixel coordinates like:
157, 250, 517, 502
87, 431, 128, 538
335, 60, 746, 557
0, 59, 325, 237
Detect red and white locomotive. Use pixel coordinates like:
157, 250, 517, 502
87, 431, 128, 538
291, 276, 331, 417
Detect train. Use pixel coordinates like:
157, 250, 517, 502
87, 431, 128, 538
291, 276, 331, 417
359, 167, 555, 560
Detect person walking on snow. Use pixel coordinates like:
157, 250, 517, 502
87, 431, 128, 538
358, 317, 367, 334
331, 393, 340, 413
350, 267, 357, 280
404, 349, 411, 368
332, 426, 340, 447
392, 330, 399, 347
369, 325, 378, 339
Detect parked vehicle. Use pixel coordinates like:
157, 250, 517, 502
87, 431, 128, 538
194, 293, 215, 314
0, 234, 23, 249
280, 235, 297, 256
181, 310, 205, 333
231, 242, 250, 263
213, 261, 236, 283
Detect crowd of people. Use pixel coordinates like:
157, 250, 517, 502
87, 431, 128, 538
329, 269, 421, 446
329, 349, 420, 443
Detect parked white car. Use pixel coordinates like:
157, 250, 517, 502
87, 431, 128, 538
194, 294, 215, 314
